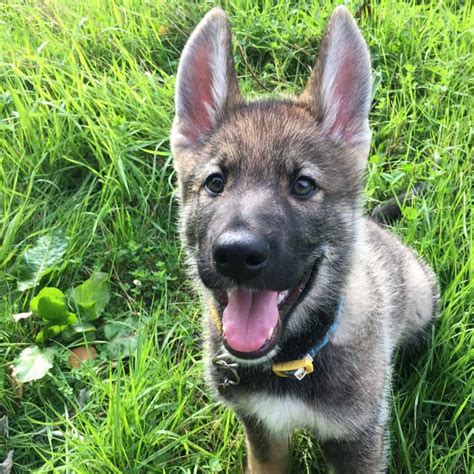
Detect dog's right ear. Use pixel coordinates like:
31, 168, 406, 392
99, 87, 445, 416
171, 8, 241, 151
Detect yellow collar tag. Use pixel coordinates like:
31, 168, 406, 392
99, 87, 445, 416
272, 355, 314, 379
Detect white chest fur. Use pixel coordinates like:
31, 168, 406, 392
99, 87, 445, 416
236, 393, 351, 441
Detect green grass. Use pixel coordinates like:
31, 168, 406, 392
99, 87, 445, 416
0, 0, 472, 472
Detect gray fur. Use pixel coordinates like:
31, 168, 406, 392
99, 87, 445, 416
171, 6, 439, 473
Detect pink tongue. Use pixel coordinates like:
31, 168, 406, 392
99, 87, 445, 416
222, 289, 279, 353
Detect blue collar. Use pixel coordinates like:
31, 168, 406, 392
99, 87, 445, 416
271, 299, 343, 380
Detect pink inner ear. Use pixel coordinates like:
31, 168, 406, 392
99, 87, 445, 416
324, 52, 361, 141
182, 44, 215, 143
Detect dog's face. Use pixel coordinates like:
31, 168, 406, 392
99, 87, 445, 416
171, 7, 372, 361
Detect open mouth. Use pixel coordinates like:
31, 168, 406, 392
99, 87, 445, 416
214, 265, 316, 359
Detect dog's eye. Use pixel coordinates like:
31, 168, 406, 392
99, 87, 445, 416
291, 176, 317, 198
205, 173, 226, 195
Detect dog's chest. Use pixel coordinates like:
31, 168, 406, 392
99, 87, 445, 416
236, 393, 350, 440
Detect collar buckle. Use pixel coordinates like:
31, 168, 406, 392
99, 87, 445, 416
293, 367, 309, 381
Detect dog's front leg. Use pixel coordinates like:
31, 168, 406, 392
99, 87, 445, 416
322, 426, 387, 474
243, 417, 289, 474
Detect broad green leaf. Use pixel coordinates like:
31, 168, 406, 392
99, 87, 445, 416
71, 272, 110, 321
103, 317, 139, 341
103, 321, 125, 341
35, 323, 72, 343
12, 346, 55, 383
62, 322, 96, 342
104, 318, 138, 359
17, 233, 68, 291
30, 287, 77, 325
107, 333, 138, 360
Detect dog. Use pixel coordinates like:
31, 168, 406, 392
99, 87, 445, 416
170, 6, 439, 473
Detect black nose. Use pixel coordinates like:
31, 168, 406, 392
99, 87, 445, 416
213, 230, 270, 281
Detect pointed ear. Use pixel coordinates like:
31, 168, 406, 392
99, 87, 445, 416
171, 8, 241, 150
300, 6, 372, 149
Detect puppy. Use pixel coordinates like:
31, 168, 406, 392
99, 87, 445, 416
171, 6, 439, 473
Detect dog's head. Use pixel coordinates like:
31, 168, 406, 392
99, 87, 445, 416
171, 7, 372, 361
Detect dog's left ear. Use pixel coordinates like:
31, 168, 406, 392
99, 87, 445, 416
300, 6, 372, 151
171, 8, 241, 151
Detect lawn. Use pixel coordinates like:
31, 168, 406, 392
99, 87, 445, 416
0, 0, 472, 472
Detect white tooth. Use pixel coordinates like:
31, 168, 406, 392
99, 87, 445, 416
278, 290, 289, 304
